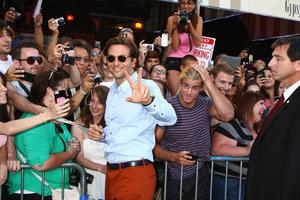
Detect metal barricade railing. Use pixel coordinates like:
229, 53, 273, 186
0, 162, 88, 200
159, 156, 249, 200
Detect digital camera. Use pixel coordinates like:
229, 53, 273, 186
179, 11, 192, 27
142, 43, 154, 51
61, 46, 75, 65
54, 17, 65, 26
69, 169, 94, 186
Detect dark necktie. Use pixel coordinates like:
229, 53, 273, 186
260, 95, 285, 134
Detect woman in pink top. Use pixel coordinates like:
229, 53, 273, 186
165, 0, 203, 96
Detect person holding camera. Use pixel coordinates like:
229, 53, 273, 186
165, 0, 203, 96
154, 64, 233, 199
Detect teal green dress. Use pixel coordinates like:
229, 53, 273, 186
8, 113, 73, 196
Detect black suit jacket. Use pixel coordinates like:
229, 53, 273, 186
246, 85, 300, 200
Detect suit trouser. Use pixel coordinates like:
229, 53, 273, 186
105, 163, 156, 200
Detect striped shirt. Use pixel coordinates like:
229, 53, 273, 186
213, 119, 253, 179
159, 95, 212, 180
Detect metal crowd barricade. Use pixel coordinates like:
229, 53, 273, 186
160, 156, 249, 200
0, 162, 88, 200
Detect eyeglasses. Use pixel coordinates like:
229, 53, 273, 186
75, 56, 91, 63
19, 56, 43, 65
181, 83, 201, 91
153, 68, 166, 75
106, 55, 131, 63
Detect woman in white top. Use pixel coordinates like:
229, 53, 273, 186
72, 85, 108, 200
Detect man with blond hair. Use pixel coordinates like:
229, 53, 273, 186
154, 64, 234, 199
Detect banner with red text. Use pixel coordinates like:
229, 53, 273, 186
193, 36, 216, 68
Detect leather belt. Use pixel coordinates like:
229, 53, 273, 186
107, 159, 152, 170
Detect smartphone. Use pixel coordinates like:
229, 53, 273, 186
220, 55, 241, 70
54, 90, 68, 103
20, 72, 35, 83
187, 153, 198, 161
161, 33, 168, 47
256, 70, 265, 78
95, 41, 101, 49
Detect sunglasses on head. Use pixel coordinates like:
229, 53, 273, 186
106, 55, 131, 63
19, 56, 43, 65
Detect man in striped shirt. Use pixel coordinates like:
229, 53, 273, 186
154, 64, 234, 199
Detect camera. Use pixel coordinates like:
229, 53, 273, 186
54, 17, 65, 26
179, 11, 192, 27
142, 43, 154, 51
94, 75, 102, 84
69, 169, 94, 186
61, 46, 75, 65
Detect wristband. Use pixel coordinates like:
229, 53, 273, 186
143, 96, 155, 106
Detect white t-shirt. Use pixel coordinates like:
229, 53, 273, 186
0, 55, 13, 74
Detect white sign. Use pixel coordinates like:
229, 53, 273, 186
33, 0, 43, 18
200, 0, 300, 22
193, 36, 216, 68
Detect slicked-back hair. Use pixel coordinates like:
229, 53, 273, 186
103, 37, 139, 60
271, 36, 300, 62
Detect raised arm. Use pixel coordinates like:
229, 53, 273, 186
125, 68, 177, 126
6, 82, 46, 115
0, 99, 70, 135
191, 64, 234, 121
33, 13, 44, 52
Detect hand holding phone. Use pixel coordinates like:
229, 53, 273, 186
161, 33, 168, 47
187, 153, 198, 161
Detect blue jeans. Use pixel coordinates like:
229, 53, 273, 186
212, 175, 246, 200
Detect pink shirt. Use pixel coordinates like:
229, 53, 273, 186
168, 32, 196, 58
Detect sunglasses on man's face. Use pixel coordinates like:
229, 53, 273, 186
106, 55, 131, 63
19, 56, 43, 65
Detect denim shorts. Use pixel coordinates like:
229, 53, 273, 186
165, 57, 182, 72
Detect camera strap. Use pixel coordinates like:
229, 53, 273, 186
17, 81, 31, 97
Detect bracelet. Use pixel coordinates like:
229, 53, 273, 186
143, 96, 155, 106
79, 87, 87, 95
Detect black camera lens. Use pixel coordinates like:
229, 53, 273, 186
86, 173, 94, 184
94, 76, 102, 84
61, 54, 75, 65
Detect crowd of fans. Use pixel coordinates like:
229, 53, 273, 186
0, 0, 293, 200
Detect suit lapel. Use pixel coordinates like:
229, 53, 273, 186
252, 86, 300, 152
